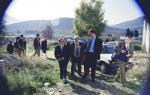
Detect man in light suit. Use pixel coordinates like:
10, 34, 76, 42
84, 29, 103, 82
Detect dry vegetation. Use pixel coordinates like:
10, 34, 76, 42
0, 52, 148, 95
0, 38, 149, 95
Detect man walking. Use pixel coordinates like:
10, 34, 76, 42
19, 35, 26, 56
70, 36, 83, 80
7, 41, 14, 54
32, 34, 41, 57
84, 29, 102, 82
54, 38, 70, 83
14, 37, 21, 57
115, 36, 134, 85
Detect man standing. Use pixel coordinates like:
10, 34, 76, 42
54, 38, 70, 83
70, 36, 83, 80
32, 34, 41, 57
14, 37, 21, 57
7, 41, 14, 54
41, 38, 48, 58
115, 36, 134, 85
84, 29, 102, 82
19, 35, 26, 56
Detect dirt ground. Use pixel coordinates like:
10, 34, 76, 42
40, 52, 150, 95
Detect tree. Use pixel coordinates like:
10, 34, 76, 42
73, 0, 105, 37
134, 29, 139, 37
42, 25, 54, 39
125, 28, 134, 37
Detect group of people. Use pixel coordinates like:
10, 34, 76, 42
7, 35, 26, 57
55, 29, 134, 85
7, 29, 134, 85
54, 29, 102, 83
7, 34, 48, 58
32, 34, 48, 58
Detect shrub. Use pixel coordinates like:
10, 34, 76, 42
5, 57, 59, 95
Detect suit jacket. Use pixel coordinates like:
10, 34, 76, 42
117, 40, 134, 56
41, 41, 47, 50
70, 42, 84, 61
116, 40, 134, 62
33, 38, 40, 48
87, 37, 103, 60
54, 45, 70, 62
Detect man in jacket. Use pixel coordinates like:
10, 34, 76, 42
70, 36, 84, 80
84, 29, 103, 82
54, 38, 70, 82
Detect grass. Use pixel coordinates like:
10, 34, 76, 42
0, 47, 7, 54
5, 57, 60, 95
1, 42, 149, 95
26, 40, 55, 54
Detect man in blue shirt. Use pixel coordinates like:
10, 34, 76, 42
83, 29, 102, 82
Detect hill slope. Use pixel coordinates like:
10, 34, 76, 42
114, 17, 144, 30
5, 17, 144, 36
5, 20, 52, 33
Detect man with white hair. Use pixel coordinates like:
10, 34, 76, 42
70, 35, 84, 80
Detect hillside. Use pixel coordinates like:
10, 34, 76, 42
103, 26, 126, 35
5, 20, 52, 33
5, 16, 144, 36
114, 17, 144, 31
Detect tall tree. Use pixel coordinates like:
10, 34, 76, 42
42, 25, 54, 39
125, 28, 134, 37
73, 0, 105, 37
134, 29, 139, 37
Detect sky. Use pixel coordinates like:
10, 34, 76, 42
5, 0, 144, 25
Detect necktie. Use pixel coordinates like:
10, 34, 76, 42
61, 45, 64, 51
76, 46, 79, 57
87, 38, 92, 51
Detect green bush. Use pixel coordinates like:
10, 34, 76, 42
134, 41, 142, 51
134, 45, 142, 51
5, 57, 59, 95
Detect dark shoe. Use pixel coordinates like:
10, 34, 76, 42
78, 73, 82, 77
70, 76, 74, 80
82, 75, 87, 78
63, 78, 67, 84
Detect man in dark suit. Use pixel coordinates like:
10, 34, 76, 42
18, 35, 26, 57
14, 37, 21, 57
70, 36, 84, 80
32, 34, 40, 57
84, 29, 103, 82
54, 38, 70, 82
7, 41, 14, 54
